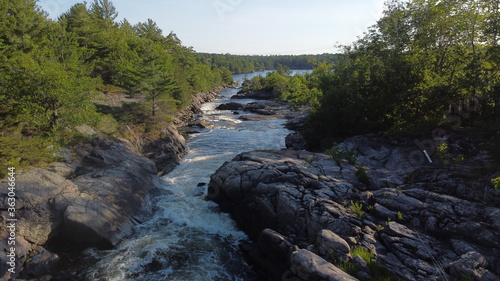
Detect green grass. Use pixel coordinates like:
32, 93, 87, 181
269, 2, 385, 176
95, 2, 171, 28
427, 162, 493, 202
338, 247, 398, 281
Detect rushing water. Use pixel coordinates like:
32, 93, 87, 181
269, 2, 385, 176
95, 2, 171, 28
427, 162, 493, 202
75, 72, 304, 281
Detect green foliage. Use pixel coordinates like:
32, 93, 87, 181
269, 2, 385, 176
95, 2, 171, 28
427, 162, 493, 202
306, 0, 500, 148
241, 70, 325, 108
356, 166, 370, 186
349, 201, 365, 218
0, 0, 233, 171
0, 134, 57, 178
338, 247, 397, 281
326, 145, 357, 166
306, 156, 314, 164
197, 53, 339, 74
397, 211, 404, 221
435, 142, 465, 169
491, 177, 500, 190
326, 146, 344, 165
96, 114, 119, 135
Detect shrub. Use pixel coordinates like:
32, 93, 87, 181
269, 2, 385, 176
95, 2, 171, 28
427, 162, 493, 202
492, 177, 500, 190
356, 166, 370, 185
349, 201, 365, 218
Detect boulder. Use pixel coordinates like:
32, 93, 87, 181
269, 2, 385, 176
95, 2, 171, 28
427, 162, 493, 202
208, 150, 356, 241
448, 251, 498, 281
231, 89, 274, 100
241, 229, 297, 281
1, 139, 163, 280
142, 123, 186, 176
315, 230, 351, 262
290, 249, 359, 281
216, 102, 245, 111
285, 133, 307, 150
75, 125, 97, 136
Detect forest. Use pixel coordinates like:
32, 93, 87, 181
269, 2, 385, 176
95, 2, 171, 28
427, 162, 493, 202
197, 53, 338, 74
2, 0, 499, 175
0, 0, 234, 175
244, 0, 500, 148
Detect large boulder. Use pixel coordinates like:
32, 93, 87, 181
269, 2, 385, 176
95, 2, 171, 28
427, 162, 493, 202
142, 123, 186, 175
290, 249, 359, 281
208, 150, 357, 241
216, 102, 245, 111
0, 139, 163, 280
231, 89, 274, 100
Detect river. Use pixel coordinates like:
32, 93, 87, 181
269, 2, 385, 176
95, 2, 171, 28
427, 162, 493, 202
67, 70, 309, 281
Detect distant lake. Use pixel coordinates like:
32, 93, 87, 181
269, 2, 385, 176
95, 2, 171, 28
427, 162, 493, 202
232, 69, 313, 84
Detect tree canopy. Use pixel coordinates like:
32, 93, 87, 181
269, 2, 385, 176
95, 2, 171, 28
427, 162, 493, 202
0, 0, 234, 175
305, 0, 500, 147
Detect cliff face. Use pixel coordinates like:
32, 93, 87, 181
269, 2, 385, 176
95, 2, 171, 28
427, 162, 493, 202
0, 89, 222, 280
208, 135, 500, 281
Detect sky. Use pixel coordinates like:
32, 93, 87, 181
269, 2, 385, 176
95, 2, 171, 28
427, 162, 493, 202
38, 0, 386, 55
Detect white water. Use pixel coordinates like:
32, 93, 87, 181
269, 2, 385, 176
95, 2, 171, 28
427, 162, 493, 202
80, 73, 296, 281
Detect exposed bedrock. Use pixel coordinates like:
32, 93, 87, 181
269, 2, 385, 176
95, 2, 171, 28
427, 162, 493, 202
208, 136, 500, 281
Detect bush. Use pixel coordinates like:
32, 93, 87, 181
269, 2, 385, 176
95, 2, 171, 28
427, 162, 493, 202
0, 134, 57, 178
96, 114, 120, 135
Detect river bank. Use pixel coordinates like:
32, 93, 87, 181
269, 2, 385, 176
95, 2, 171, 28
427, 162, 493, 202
208, 131, 500, 280
0, 87, 225, 280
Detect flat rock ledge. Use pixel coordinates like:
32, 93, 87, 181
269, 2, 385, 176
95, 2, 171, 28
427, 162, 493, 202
208, 145, 500, 281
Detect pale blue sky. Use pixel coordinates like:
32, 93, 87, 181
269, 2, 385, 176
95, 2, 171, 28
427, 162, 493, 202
39, 0, 386, 55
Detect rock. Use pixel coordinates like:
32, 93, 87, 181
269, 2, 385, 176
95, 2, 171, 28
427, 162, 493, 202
247, 229, 298, 280
209, 143, 500, 281
239, 114, 287, 121
285, 111, 309, 132
1, 138, 163, 280
188, 119, 211, 129
54, 148, 72, 163
216, 102, 245, 111
290, 249, 359, 281
142, 123, 186, 176
448, 252, 498, 281
18, 248, 59, 278
315, 230, 351, 262
174, 89, 221, 127
46, 162, 75, 178
75, 125, 97, 136
231, 89, 274, 100
208, 150, 357, 241
286, 133, 307, 150
352, 255, 371, 278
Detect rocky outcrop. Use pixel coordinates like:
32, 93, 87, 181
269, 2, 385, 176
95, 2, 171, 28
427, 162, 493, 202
216, 102, 246, 111
174, 89, 221, 127
231, 88, 274, 100
141, 123, 186, 176
0, 87, 228, 280
208, 141, 500, 281
0, 139, 164, 280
